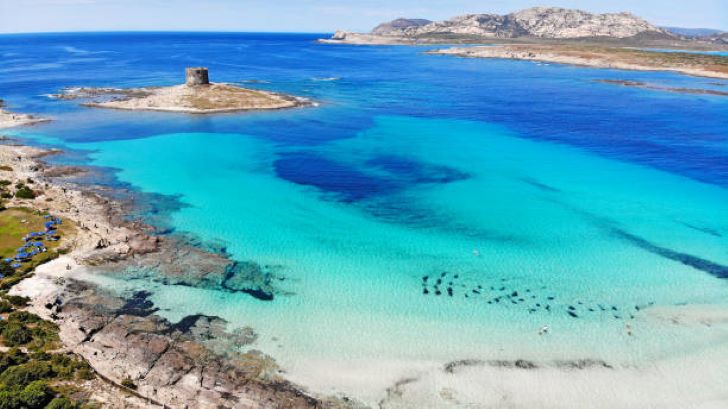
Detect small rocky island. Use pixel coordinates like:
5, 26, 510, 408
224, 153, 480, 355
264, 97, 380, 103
54, 67, 310, 114
0, 99, 49, 128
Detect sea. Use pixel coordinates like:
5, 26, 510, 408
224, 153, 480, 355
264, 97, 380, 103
1, 32, 727, 405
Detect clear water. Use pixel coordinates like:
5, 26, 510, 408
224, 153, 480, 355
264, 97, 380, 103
2, 33, 728, 399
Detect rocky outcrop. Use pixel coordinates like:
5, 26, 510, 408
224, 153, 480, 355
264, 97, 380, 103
341, 7, 671, 41
46, 280, 351, 409
371, 18, 431, 35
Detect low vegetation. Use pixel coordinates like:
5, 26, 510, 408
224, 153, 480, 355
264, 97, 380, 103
0, 206, 92, 408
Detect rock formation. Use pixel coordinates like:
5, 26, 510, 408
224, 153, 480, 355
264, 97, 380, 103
371, 18, 431, 35
371, 7, 669, 39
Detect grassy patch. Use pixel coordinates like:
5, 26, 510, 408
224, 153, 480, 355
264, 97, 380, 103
0, 207, 75, 262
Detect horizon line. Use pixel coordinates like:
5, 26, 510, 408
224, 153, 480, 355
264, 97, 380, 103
0, 29, 334, 36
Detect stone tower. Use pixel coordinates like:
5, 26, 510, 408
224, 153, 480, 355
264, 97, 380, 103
185, 67, 210, 86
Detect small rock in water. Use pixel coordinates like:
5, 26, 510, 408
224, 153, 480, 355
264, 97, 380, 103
567, 311, 579, 318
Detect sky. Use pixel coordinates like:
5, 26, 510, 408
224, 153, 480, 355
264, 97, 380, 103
0, 0, 726, 34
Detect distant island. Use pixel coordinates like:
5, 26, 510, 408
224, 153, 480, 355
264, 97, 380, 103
321, 7, 728, 79
53, 68, 311, 114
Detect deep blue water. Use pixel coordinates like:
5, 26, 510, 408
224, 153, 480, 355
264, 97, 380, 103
1, 32, 727, 189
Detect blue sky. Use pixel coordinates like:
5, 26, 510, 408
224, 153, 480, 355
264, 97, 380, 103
1, 0, 726, 34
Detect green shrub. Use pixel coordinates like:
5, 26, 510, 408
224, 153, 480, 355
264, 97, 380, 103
0, 391, 21, 409
0, 361, 54, 388
0, 192, 11, 199
14, 186, 36, 200
0, 348, 28, 373
0, 276, 25, 291
0, 300, 13, 313
3, 295, 29, 308
75, 365, 94, 381
1, 323, 33, 346
46, 397, 77, 409
0, 263, 13, 278
18, 380, 54, 408
8, 310, 40, 323
0, 180, 12, 186
120, 377, 137, 390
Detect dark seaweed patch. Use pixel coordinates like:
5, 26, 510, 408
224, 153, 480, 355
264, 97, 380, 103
519, 177, 561, 193
275, 152, 399, 202
613, 228, 728, 279
366, 155, 469, 185
679, 222, 723, 238
118, 290, 159, 317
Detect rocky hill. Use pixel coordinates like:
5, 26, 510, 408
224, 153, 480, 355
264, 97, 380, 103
370, 7, 670, 39
372, 18, 431, 35
707, 32, 728, 45
661, 26, 723, 38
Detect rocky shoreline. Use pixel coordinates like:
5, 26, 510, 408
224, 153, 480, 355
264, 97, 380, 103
0, 142, 354, 408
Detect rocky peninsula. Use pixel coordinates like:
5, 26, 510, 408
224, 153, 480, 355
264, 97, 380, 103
0, 143, 353, 408
428, 44, 728, 79
53, 68, 311, 114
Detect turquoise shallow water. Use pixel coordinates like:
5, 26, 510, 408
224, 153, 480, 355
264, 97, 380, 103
67, 116, 728, 367
2, 33, 728, 400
